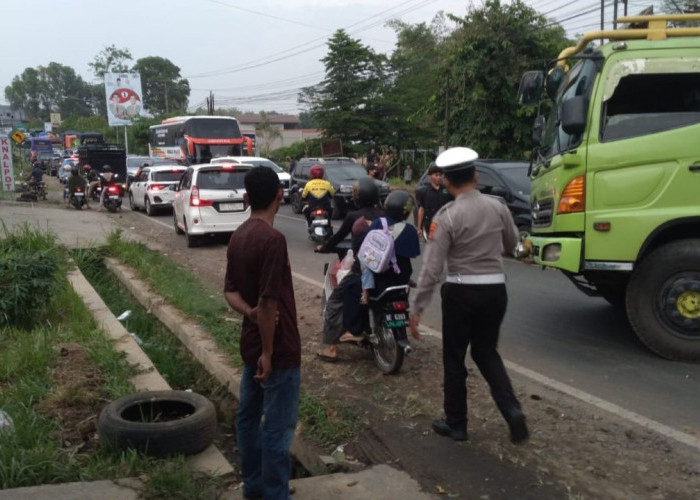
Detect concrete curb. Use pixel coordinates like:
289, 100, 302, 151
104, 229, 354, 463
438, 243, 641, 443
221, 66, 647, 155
67, 267, 234, 477
103, 258, 330, 476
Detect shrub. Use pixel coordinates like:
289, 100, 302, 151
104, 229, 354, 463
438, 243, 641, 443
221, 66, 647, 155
0, 224, 63, 328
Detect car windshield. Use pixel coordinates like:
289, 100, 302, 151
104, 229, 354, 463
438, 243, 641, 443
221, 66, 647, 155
325, 164, 367, 183
197, 170, 247, 190
498, 166, 530, 194
153, 171, 184, 182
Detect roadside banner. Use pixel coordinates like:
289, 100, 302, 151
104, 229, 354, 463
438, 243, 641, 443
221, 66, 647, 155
50, 113, 61, 127
1, 135, 16, 192
105, 72, 143, 127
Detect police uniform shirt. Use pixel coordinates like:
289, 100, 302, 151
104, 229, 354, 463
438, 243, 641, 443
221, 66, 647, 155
410, 190, 519, 317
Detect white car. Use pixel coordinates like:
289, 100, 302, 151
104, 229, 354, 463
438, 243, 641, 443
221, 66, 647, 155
172, 163, 252, 247
128, 165, 186, 216
209, 156, 290, 202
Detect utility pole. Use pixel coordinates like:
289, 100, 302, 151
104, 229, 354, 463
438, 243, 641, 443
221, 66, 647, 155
443, 73, 449, 150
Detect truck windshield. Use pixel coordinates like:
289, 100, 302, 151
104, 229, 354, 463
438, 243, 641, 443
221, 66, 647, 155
541, 59, 598, 158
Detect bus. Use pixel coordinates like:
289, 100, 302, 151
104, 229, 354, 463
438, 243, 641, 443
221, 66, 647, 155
23, 136, 54, 163
148, 116, 252, 165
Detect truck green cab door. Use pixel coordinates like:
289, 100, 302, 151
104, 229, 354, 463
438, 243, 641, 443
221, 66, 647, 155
584, 52, 700, 263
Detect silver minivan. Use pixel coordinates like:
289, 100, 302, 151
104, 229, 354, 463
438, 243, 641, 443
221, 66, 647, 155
172, 163, 252, 247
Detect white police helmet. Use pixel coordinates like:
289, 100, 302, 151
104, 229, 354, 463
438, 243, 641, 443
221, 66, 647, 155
435, 147, 479, 173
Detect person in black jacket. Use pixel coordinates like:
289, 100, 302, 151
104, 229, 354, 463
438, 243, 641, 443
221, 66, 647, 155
314, 178, 384, 362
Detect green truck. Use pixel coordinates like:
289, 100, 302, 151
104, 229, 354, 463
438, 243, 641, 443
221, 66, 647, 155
517, 13, 700, 361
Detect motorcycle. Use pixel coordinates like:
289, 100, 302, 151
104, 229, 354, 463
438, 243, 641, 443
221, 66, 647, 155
307, 207, 333, 243
321, 242, 411, 374
102, 181, 124, 213
69, 185, 87, 210
16, 181, 47, 201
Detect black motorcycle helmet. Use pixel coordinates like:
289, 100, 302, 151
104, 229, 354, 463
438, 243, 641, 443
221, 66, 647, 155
103, 165, 112, 172
353, 177, 380, 208
384, 190, 415, 222
71, 166, 79, 175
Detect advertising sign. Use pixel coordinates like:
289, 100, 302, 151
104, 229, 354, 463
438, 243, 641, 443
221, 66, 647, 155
50, 113, 61, 127
1, 135, 16, 192
105, 72, 144, 127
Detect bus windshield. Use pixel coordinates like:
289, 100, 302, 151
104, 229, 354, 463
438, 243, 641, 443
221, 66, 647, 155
185, 118, 241, 138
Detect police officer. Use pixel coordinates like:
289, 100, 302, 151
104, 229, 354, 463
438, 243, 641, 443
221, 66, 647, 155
409, 147, 529, 444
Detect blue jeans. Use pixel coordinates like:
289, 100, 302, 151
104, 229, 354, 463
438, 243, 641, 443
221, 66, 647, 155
238, 365, 300, 500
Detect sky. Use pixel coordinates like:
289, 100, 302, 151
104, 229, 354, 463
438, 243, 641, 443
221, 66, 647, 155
1, 0, 662, 116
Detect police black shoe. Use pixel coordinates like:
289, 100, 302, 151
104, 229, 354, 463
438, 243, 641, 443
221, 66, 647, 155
507, 409, 529, 444
431, 419, 467, 441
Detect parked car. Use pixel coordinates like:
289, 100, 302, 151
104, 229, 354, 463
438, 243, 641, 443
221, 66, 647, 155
289, 157, 391, 219
415, 160, 531, 236
128, 165, 186, 216
172, 163, 252, 247
209, 156, 291, 202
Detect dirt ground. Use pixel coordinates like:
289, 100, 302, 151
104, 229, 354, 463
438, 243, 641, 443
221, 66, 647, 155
140, 229, 700, 499
31, 181, 698, 499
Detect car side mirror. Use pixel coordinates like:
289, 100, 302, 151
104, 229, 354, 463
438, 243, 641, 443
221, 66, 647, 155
490, 186, 511, 201
561, 95, 588, 135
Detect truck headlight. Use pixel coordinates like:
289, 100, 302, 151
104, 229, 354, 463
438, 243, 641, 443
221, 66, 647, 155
542, 243, 561, 262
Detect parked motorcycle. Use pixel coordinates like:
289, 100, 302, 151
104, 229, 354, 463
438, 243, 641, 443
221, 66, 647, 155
321, 242, 411, 374
307, 207, 333, 244
69, 185, 87, 210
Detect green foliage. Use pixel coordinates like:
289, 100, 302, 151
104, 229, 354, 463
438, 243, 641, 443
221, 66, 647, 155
132, 57, 190, 116
88, 45, 133, 79
298, 390, 364, 449
434, 0, 570, 158
0, 224, 63, 328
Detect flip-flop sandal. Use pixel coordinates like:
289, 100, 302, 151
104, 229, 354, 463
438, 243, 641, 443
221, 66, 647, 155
316, 351, 338, 363
339, 333, 364, 343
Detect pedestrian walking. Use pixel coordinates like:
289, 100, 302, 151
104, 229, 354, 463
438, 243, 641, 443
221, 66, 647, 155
224, 166, 301, 500
416, 164, 452, 241
409, 147, 529, 444
403, 164, 413, 185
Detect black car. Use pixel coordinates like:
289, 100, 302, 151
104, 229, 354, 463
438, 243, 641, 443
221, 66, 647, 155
290, 157, 391, 219
415, 160, 531, 236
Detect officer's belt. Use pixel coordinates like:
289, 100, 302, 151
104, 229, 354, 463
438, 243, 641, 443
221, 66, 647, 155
445, 273, 505, 284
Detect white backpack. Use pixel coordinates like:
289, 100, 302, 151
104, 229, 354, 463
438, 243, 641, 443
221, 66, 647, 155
358, 218, 401, 274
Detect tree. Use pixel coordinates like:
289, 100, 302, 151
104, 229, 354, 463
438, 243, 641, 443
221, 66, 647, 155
88, 45, 133, 79
299, 30, 388, 145
433, 0, 570, 158
4, 63, 92, 122
256, 111, 282, 156
132, 57, 190, 117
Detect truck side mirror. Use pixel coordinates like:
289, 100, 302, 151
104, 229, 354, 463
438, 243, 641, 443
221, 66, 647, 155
561, 96, 589, 135
517, 71, 544, 106
532, 115, 546, 144
545, 67, 566, 100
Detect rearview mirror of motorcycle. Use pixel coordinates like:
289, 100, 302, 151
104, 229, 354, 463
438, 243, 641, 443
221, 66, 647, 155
517, 71, 544, 106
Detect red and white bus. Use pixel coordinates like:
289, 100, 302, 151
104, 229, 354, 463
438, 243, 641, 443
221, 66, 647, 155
148, 116, 252, 165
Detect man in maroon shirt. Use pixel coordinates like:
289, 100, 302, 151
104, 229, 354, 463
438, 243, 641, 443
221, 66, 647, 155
224, 166, 300, 500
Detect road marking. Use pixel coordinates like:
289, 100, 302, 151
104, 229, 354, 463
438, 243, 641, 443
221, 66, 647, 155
293, 269, 700, 453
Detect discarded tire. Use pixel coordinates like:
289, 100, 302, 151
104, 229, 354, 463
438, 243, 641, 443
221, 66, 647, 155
98, 390, 216, 457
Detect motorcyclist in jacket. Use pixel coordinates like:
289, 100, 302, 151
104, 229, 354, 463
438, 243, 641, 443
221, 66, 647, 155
66, 166, 88, 207
87, 165, 115, 211
301, 165, 334, 226
314, 178, 385, 361
26, 162, 44, 186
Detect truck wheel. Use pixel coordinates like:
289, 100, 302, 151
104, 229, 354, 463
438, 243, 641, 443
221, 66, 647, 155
98, 390, 216, 458
626, 239, 700, 361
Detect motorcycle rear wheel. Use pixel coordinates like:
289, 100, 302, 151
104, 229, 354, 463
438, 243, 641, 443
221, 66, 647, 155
370, 324, 404, 375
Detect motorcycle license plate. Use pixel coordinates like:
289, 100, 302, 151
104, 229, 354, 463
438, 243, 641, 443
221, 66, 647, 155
74, 193, 84, 197
312, 219, 329, 225
109, 195, 119, 199
220, 202, 244, 212
384, 313, 407, 328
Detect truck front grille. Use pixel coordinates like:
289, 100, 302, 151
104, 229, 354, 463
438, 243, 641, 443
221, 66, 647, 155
532, 198, 554, 228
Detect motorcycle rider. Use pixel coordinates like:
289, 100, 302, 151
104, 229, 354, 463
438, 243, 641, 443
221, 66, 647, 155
314, 178, 384, 362
359, 190, 420, 305
26, 161, 45, 186
301, 165, 334, 227
66, 166, 88, 208
87, 165, 115, 211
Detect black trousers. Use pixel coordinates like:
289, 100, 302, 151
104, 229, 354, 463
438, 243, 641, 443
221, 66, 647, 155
440, 282, 521, 428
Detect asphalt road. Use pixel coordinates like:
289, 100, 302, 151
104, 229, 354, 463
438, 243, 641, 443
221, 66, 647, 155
9, 191, 694, 441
